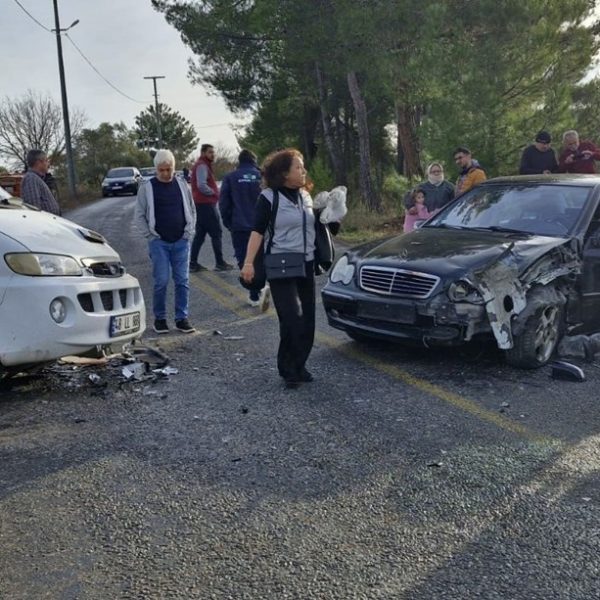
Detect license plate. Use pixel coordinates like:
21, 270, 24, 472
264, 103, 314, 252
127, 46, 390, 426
357, 301, 416, 324
110, 312, 141, 337
112, 184, 123, 189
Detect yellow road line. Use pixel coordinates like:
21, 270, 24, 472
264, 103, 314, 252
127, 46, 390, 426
315, 332, 549, 443
190, 271, 550, 442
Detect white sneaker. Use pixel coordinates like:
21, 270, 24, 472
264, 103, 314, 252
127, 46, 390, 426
247, 297, 260, 307
259, 285, 271, 313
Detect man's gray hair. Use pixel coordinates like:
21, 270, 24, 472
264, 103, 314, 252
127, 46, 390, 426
153, 149, 175, 167
26, 149, 46, 168
563, 130, 579, 143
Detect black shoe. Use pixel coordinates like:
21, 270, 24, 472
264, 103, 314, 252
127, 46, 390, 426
299, 369, 314, 382
175, 319, 195, 333
153, 319, 169, 334
285, 379, 302, 389
214, 261, 234, 271
189, 263, 208, 273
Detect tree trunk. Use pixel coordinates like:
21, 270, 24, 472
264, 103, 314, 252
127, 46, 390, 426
395, 102, 423, 179
346, 70, 380, 211
315, 63, 345, 185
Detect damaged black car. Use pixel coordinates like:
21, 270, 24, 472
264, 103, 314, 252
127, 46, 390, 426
322, 175, 600, 368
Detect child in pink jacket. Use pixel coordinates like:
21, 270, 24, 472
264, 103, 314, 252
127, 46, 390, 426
403, 189, 431, 232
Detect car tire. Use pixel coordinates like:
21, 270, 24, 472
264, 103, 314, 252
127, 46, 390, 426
505, 303, 563, 369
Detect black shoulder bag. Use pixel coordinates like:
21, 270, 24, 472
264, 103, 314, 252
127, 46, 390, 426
263, 190, 307, 280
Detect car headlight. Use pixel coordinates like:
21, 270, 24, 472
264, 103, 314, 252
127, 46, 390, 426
448, 280, 484, 304
101, 180, 108, 186
330, 255, 355, 284
5, 253, 83, 276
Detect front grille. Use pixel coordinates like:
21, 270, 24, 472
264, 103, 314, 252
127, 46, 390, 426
100, 291, 113, 310
359, 266, 439, 299
78, 288, 139, 313
86, 261, 124, 277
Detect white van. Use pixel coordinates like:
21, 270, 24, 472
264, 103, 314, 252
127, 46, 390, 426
0, 187, 146, 372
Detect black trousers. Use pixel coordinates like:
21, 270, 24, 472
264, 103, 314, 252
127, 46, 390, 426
269, 262, 315, 380
190, 204, 224, 265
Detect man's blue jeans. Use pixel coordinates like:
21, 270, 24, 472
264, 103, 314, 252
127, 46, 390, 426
149, 238, 190, 321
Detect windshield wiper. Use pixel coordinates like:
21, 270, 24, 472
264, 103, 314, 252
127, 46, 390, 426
423, 223, 468, 229
469, 225, 529, 235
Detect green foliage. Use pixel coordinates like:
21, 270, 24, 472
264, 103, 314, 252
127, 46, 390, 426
153, 0, 600, 222
381, 173, 414, 216
134, 103, 198, 163
308, 156, 334, 196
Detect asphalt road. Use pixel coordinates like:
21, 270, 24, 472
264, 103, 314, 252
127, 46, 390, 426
1, 196, 599, 599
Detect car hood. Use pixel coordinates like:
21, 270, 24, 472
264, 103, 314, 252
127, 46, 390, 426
0, 210, 119, 261
353, 227, 571, 279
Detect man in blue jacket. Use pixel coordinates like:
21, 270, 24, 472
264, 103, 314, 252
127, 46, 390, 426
219, 149, 265, 306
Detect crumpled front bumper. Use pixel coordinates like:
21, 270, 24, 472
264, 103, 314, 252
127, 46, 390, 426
322, 285, 488, 346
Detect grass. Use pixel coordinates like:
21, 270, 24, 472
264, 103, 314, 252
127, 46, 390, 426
338, 199, 404, 245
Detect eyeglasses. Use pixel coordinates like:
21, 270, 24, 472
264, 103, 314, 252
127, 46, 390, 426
430, 170, 442, 174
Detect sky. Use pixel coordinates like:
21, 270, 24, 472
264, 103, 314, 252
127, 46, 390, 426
2, 0, 246, 160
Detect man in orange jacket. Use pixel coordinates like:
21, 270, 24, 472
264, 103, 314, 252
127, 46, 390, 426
453, 146, 487, 197
189, 143, 234, 272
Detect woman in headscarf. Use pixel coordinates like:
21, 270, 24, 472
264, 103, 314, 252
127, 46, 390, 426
404, 162, 455, 216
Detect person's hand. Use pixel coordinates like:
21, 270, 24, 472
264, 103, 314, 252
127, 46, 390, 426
241, 263, 255, 283
408, 206, 418, 215
565, 154, 575, 164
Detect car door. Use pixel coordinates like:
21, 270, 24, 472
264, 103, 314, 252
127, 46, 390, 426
579, 203, 600, 332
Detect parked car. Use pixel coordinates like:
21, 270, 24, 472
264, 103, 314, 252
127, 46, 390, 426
0, 186, 146, 374
323, 175, 600, 368
101, 167, 142, 197
139, 167, 156, 182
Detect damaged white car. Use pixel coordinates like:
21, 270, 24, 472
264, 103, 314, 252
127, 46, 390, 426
323, 175, 600, 368
0, 186, 146, 374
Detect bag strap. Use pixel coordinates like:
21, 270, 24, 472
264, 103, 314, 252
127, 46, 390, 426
265, 189, 279, 255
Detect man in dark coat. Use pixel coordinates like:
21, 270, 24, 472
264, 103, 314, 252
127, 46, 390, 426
519, 131, 558, 174
219, 149, 264, 305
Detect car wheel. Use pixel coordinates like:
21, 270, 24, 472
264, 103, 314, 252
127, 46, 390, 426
505, 303, 562, 369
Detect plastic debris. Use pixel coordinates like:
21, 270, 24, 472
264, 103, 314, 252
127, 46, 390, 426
550, 360, 586, 382
213, 330, 223, 336
121, 362, 149, 381
224, 335, 244, 341
152, 366, 179, 376
60, 355, 108, 366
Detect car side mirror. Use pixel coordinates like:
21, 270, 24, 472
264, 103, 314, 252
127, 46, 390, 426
414, 219, 426, 229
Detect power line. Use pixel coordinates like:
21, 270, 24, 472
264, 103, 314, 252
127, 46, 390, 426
12, 0, 52, 32
65, 34, 149, 104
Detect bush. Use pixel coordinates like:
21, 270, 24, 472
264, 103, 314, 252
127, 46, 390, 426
308, 156, 334, 195
381, 172, 415, 217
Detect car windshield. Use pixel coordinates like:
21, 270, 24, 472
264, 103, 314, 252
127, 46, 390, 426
425, 183, 591, 236
107, 168, 134, 178
140, 168, 155, 176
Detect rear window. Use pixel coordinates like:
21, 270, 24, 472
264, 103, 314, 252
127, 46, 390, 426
107, 168, 134, 178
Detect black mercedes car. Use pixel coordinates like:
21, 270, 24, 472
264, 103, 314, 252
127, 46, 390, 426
322, 175, 600, 368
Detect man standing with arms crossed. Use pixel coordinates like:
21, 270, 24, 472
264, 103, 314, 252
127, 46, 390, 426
189, 144, 234, 272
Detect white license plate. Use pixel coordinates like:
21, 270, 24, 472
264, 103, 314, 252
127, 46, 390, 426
112, 184, 123, 189
110, 312, 141, 337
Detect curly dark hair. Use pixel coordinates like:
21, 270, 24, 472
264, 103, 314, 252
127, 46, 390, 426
261, 148, 303, 189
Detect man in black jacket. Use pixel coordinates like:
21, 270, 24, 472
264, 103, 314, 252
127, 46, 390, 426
519, 131, 558, 175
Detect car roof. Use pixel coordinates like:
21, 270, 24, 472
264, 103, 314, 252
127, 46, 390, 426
486, 174, 600, 187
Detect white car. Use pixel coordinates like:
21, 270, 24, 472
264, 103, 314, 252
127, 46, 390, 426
0, 187, 146, 372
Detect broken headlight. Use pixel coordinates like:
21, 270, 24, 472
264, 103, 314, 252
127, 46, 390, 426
448, 280, 484, 304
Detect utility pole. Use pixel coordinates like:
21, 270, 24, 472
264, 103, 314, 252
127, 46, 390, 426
52, 0, 78, 199
144, 76, 166, 148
